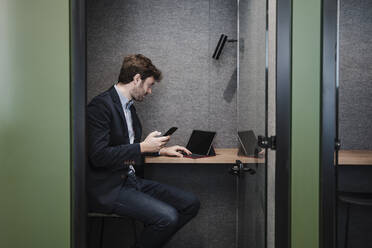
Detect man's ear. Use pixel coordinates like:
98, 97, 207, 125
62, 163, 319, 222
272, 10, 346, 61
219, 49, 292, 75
133, 74, 141, 85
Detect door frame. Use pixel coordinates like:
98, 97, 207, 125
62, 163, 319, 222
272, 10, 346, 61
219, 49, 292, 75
275, 0, 292, 247
320, 0, 338, 247
70, 0, 87, 247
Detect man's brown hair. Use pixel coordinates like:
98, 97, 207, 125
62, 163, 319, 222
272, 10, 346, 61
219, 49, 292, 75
118, 54, 162, 84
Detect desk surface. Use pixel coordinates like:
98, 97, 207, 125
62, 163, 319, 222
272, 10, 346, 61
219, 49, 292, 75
338, 150, 372, 165
145, 148, 265, 164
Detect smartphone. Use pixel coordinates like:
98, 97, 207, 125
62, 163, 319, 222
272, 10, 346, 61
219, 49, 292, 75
163, 127, 178, 136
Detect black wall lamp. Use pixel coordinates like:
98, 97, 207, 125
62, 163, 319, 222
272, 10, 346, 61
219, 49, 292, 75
212, 34, 237, 60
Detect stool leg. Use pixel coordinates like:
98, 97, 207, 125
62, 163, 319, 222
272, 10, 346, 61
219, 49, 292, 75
132, 219, 138, 244
99, 217, 105, 248
345, 203, 350, 248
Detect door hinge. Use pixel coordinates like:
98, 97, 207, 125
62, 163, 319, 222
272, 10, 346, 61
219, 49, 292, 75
257, 135, 276, 150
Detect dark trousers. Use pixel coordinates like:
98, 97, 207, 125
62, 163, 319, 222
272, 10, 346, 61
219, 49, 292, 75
112, 173, 201, 248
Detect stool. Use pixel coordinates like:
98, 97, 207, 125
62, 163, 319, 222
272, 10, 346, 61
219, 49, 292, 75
338, 192, 372, 248
88, 213, 138, 248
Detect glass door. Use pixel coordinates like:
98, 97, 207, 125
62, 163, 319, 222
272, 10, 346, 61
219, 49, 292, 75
236, 0, 274, 247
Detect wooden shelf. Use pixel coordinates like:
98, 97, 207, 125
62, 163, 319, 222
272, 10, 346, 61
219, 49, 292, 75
338, 150, 372, 166
145, 149, 372, 165
145, 148, 265, 164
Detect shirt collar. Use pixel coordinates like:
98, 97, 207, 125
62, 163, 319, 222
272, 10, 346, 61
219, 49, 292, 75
114, 84, 134, 110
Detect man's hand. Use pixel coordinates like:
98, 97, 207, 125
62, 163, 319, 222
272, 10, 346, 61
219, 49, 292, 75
140, 131, 170, 153
159, 145, 192, 157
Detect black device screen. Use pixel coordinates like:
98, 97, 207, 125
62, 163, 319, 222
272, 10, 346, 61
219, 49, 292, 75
163, 127, 178, 136
186, 130, 216, 155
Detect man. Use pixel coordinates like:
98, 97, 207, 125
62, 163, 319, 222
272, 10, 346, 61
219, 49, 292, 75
87, 54, 200, 248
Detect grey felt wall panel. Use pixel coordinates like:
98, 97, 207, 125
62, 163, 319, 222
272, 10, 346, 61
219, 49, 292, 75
208, 0, 238, 149
87, 0, 237, 148
339, 0, 372, 149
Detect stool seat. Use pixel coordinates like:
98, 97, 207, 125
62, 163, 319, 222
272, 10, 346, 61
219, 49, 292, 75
88, 212, 138, 248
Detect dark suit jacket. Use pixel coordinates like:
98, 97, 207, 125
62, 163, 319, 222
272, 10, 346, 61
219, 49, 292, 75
87, 86, 144, 212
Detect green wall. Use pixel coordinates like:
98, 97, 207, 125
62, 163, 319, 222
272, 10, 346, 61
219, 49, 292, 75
0, 0, 70, 247
291, 0, 321, 247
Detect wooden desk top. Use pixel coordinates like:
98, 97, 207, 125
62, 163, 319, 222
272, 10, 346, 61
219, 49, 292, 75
338, 150, 372, 166
145, 148, 265, 164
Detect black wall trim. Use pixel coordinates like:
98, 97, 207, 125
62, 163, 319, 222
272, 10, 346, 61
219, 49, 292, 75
275, 0, 292, 247
320, 0, 337, 248
70, 0, 87, 247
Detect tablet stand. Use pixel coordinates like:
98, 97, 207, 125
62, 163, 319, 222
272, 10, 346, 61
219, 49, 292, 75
208, 146, 216, 156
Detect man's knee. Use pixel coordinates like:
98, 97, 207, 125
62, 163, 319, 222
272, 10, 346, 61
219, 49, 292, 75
185, 193, 201, 217
192, 196, 201, 216
153, 207, 179, 231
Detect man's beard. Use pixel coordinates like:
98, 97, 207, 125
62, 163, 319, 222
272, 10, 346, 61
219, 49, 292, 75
132, 89, 145, 101
133, 95, 144, 101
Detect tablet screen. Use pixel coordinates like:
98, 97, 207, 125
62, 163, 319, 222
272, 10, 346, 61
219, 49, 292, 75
186, 130, 216, 155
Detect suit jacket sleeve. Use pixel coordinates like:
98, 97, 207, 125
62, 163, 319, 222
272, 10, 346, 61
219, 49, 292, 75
87, 97, 141, 169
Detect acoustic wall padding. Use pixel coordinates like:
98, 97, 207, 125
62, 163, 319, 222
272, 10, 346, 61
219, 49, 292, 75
87, 0, 238, 148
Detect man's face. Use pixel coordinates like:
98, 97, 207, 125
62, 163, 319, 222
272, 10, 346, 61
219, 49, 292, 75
131, 76, 155, 101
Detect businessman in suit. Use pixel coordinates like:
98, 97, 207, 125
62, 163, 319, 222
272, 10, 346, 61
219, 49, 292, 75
87, 54, 200, 248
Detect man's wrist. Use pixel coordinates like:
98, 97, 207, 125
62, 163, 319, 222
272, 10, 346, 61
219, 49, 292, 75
159, 147, 167, 156
140, 142, 149, 153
